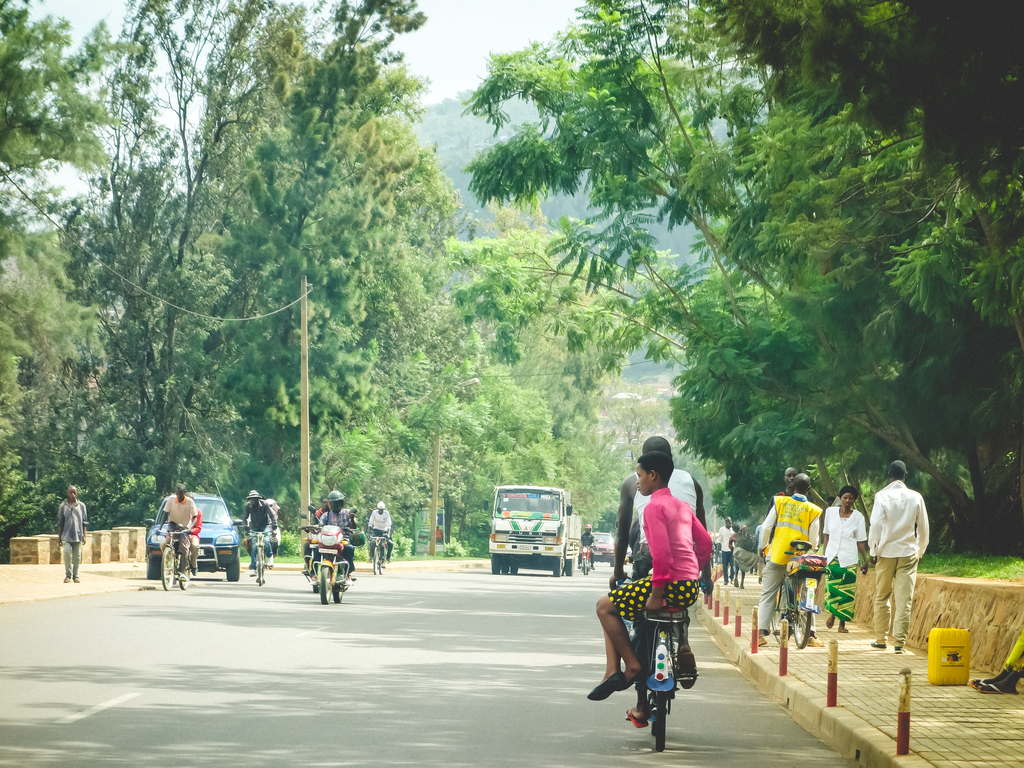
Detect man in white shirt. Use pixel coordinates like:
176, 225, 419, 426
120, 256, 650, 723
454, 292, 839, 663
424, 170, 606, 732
718, 518, 735, 585
368, 501, 393, 563
868, 461, 930, 653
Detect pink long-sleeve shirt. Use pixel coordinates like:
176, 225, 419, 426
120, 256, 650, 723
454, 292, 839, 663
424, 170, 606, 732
642, 487, 700, 587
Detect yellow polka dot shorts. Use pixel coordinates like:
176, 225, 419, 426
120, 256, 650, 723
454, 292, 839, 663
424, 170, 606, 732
609, 577, 700, 622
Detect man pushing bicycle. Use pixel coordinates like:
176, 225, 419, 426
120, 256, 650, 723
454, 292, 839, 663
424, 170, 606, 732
756, 473, 824, 647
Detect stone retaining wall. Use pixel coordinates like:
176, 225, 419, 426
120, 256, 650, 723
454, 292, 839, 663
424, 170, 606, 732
854, 570, 1024, 674
10, 537, 50, 564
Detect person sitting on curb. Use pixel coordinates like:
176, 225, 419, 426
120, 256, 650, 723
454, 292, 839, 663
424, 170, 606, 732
970, 628, 1023, 694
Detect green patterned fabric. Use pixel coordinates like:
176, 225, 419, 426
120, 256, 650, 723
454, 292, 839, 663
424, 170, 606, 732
825, 559, 857, 622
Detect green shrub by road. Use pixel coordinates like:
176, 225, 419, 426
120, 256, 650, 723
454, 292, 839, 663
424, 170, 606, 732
919, 554, 1024, 582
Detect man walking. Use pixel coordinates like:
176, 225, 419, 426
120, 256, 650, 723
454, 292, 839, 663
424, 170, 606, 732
57, 486, 88, 583
718, 517, 735, 585
869, 461, 929, 653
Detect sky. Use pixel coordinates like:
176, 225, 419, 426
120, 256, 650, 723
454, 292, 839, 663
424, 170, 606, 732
35, 0, 583, 103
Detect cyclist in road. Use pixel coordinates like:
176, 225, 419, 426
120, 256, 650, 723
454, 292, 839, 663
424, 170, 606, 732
589, 451, 711, 720
241, 490, 277, 576
319, 490, 357, 584
368, 500, 393, 563
756, 473, 824, 647
265, 498, 281, 568
165, 484, 197, 569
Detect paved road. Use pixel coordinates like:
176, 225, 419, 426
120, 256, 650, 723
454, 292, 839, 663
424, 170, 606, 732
0, 567, 847, 766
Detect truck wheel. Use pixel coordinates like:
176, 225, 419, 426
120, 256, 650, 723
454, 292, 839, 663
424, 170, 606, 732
225, 559, 240, 582
509, 564, 519, 575
564, 557, 574, 577
552, 557, 563, 577
491, 555, 500, 575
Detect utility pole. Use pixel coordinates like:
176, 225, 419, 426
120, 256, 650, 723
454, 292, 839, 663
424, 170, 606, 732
300, 276, 310, 541
429, 433, 440, 556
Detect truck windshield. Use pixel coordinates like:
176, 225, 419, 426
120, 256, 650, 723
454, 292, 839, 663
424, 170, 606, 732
495, 491, 561, 520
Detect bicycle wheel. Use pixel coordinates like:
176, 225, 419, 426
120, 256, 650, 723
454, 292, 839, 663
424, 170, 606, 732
793, 580, 812, 649
256, 540, 265, 586
178, 553, 189, 591
161, 547, 173, 591
769, 581, 784, 637
652, 692, 667, 752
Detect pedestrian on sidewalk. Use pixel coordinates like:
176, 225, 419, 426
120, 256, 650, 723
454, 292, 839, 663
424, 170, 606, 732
718, 518, 735, 586
821, 486, 869, 633
757, 473, 824, 647
57, 486, 88, 583
868, 460, 929, 654
971, 627, 1024, 694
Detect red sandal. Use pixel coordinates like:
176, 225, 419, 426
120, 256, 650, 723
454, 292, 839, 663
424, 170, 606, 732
626, 709, 650, 728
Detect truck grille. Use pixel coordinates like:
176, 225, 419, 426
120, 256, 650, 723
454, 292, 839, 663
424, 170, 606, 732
508, 532, 542, 544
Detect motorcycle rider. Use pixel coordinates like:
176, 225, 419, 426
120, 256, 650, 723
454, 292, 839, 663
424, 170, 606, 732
319, 490, 357, 584
368, 500, 393, 563
581, 524, 595, 568
240, 490, 277, 576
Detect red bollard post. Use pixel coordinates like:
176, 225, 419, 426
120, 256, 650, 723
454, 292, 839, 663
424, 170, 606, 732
751, 607, 759, 654
723, 588, 730, 626
826, 640, 838, 707
897, 668, 911, 755
735, 596, 743, 638
779, 620, 789, 676
714, 584, 720, 618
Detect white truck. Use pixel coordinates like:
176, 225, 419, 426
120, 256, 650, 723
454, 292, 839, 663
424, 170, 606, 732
488, 485, 580, 577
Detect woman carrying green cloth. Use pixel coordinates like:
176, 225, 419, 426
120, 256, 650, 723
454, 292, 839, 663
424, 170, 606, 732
820, 486, 869, 633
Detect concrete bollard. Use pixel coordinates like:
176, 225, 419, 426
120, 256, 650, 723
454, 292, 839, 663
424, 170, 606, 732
43, 535, 63, 564
109, 529, 129, 563
751, 607, 759, 653
897, 668, 911, 755
735, 596, 743, 638
714, 584, 721, 618
90, 531, 111, 564
723, 588, 730, 625
779, 619, 789, 676
827, 640, 838, 707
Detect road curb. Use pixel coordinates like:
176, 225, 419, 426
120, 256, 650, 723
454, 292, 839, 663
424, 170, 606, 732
698, 606, 932, 768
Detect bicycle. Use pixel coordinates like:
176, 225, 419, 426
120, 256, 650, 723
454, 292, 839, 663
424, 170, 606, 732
248, 528, 270, 587
160, 527, 191, 591
369, 535, 388, 575
632, 604, 693, 752
768, 540, 826, 649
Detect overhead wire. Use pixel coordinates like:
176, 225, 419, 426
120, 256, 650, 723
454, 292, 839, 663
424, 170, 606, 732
0, 169, 311, 323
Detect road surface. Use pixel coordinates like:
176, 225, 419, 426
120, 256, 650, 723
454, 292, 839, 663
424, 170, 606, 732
0, 567, 847, 766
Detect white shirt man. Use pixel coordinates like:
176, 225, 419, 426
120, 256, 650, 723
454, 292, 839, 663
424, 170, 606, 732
369, 507, 392, 533
868, 462, 929, 653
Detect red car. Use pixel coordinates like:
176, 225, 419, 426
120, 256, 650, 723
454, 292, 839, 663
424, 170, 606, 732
591, 532, 615, 565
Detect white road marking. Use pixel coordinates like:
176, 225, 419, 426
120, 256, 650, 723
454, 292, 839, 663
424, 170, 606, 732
407, 601, 424, 607
58, 692, 140, 724
293, 627, 324, 638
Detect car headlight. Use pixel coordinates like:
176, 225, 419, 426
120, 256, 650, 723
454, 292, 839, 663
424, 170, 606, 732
543, 536, 557, 545
215, 535, 235, 544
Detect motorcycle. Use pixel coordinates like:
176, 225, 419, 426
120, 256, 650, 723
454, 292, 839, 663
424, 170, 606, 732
580, 545, 593, 576
316, 524, 352, 605
300, 524, 322, 593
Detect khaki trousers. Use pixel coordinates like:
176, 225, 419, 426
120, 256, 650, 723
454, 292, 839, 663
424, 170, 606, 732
874, 555, 918, 646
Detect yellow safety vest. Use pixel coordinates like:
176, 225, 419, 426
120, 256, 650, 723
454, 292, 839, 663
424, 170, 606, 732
768, 496, 822, 565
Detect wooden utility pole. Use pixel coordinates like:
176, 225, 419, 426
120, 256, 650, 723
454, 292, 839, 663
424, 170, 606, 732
429, 433, 440, 556
300, 276, 310, 540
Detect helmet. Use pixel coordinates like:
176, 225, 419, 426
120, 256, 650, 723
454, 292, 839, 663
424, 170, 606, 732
585, 524, 592, 530
328, 490, 344, 513
377, 501, 386, 510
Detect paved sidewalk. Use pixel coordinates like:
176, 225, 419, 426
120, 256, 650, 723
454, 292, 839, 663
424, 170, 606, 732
0, 564, 148, 605
699, 577, 1023, 768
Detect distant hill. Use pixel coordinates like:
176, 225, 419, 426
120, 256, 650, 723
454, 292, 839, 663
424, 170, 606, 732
417, 95, 699, 261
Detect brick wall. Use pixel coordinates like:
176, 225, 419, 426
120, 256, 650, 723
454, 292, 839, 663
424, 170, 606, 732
10, 537, 50, 564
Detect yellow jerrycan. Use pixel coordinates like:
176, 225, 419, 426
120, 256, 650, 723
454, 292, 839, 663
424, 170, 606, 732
927, 627, 971, 685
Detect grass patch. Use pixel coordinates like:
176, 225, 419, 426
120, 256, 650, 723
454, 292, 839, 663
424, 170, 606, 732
919, 553, 1024, 581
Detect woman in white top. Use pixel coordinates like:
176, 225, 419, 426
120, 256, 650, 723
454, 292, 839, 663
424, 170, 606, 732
821, 485, 869, 633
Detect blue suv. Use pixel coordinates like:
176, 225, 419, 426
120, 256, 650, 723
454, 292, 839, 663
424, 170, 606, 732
145, 494, 242, 581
